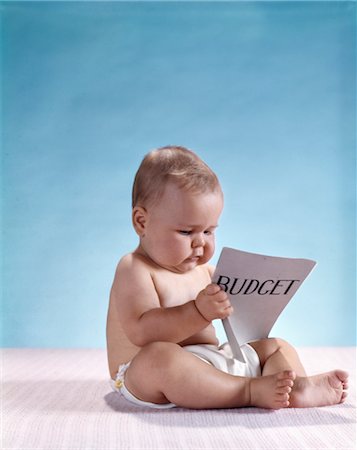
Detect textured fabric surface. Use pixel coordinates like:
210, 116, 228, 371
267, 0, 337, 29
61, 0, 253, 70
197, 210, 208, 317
3, 347, 356, 449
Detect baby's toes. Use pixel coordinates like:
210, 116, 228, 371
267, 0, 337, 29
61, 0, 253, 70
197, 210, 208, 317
275, 392, 290, 407
277, 385, 291, 395
277, 379, 294, 388
277, 370, 296, 381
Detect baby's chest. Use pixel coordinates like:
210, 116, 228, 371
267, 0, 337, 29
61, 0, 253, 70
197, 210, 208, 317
153, 269, 211, 307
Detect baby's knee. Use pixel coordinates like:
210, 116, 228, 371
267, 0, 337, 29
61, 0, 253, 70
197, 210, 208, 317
142, 341, 178, 353
267, 337, 292, 351
138, 341, 180, 366
255, 337, 290, 353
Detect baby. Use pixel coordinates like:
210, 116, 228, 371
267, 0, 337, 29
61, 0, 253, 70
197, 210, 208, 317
106, 145, 348, 409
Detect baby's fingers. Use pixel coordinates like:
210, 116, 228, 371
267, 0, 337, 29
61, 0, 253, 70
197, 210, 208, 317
205, 283, 221, 295
217, 304, 234, 319
214, 290, 229, 302
221, 299, 233, 311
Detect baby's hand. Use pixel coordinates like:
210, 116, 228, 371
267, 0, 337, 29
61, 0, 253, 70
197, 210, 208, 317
194, 283, 233, 322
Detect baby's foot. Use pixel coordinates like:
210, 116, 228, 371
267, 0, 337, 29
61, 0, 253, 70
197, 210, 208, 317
289, 370, 349, 408
249, 370, 296, 409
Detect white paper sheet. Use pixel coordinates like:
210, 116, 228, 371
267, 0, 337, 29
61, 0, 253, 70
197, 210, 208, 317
212, 247, 316, 362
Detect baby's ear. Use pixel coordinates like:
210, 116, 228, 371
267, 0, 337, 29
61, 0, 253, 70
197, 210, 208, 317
132, 206, 147, 236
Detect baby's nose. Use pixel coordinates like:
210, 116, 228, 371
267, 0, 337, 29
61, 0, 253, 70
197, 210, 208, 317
192, 234, 205, 247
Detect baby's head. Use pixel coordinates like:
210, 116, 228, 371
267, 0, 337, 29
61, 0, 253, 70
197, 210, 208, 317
131, 146, 223, 273
132, 145, 222, 209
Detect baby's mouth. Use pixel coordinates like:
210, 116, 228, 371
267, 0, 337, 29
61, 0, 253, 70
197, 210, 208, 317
186, 255, 202, 262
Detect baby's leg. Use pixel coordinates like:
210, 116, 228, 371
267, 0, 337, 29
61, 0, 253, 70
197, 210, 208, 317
124, 341, 294, 410
249, 338, 349, 407
249, 338, 306, 376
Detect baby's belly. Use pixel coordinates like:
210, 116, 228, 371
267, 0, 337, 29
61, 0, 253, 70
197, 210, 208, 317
178, 324, 219, 347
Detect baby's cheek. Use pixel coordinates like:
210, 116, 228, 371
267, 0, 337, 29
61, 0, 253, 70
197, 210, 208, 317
203, 243, 215, 262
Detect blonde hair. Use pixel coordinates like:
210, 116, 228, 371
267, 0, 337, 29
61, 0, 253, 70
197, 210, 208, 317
132, 146, 222, 208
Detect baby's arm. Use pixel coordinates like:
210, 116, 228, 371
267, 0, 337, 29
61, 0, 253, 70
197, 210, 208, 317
112, 255, 231, 347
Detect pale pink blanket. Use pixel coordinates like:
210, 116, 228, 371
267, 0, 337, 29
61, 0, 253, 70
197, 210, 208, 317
3, 347, 356, 449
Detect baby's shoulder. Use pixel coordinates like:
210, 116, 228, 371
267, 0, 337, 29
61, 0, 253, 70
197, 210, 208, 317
117, 252, 148, 270
115, 252, 154, 279
111, 253, 154, 297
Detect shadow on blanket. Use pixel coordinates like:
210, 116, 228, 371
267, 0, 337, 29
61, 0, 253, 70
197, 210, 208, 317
104, 391, 355, 429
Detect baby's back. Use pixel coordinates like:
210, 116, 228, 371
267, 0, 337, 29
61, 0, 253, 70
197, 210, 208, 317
106, 291, 140, 379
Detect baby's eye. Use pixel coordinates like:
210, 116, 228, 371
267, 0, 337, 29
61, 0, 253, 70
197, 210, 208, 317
179, 230, 192, 235
204, 230, 213, 235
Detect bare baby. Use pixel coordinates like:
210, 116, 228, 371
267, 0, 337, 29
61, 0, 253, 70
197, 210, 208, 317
106, 146, 348, 409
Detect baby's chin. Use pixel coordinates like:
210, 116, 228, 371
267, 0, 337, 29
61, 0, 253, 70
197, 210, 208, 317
177, 257, 210, 273
154, 255, 211, 274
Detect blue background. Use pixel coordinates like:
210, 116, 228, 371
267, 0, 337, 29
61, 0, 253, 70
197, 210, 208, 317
2, 1, 356, 348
